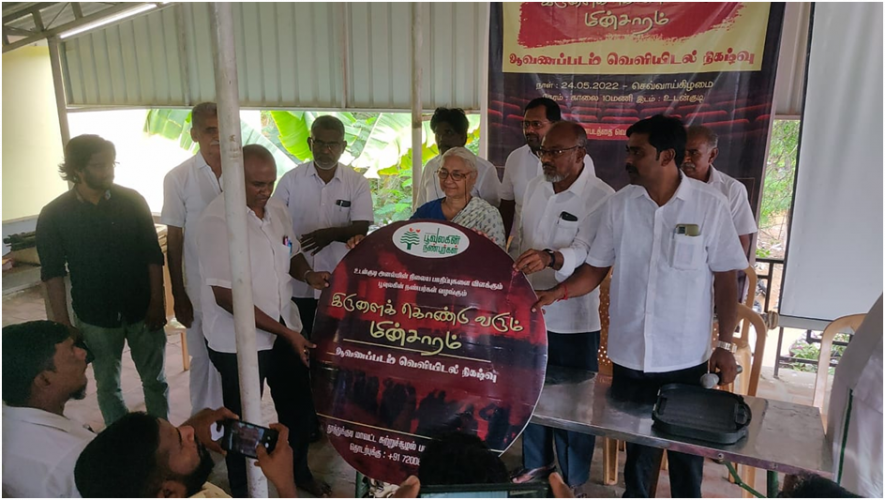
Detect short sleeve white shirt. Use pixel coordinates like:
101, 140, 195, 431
2, 405, 96, 498
415, 154, 502, 208
502, 144, 596, 258
519, 165, 614, 333
273, 162, 374, 299
707, 166, 757, 236
586, 175, 749, 372
160, 152, 223, 308
198, 195, 302, 353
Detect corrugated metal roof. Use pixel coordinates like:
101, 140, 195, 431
60, 2, 487, 111
55, 2, 804, 116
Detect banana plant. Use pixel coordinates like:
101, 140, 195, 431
143, 109, 296, 178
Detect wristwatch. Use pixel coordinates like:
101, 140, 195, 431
543, 249, 556, 268
716, 340, 736, 352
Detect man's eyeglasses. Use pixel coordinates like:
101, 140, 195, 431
535, 146, 581, 159
522, 120, 551, 130
438, 169, 471, 181
310, 139, 344, 151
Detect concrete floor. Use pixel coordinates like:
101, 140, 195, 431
3, 285, 822, 497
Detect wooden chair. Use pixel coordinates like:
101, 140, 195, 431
813, 314, 866, 426
720, 303, 772, 497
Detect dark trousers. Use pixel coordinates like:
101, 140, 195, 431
612, 362, 707, 498
291, 297, 320, 431
207, 346, 273, 498
523, 331, 600, 487
263, 297, 320, 485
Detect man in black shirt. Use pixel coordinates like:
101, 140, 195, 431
36, 134, 169, 425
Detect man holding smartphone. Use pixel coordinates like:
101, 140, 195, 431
511, 122, 614, 493
533, 115, 747, 497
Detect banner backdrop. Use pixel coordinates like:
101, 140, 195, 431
489, 2, 785, 211
311, 221, 547, 484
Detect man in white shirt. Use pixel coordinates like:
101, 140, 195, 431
2, 320, 95, 498
500, 98, 596, 259
534, 115, 748, 497
415, 107, 501, 208
199, 145, 327, 497
827, 294, 883, 497
511, 122, 614, 493
682, 125, 757, 256
272, 115, 373, 479
161, 102, 224, 415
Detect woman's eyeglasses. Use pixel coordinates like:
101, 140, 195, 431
438, 169, 470, 181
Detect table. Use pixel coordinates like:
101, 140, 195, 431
530, 368, 833, 497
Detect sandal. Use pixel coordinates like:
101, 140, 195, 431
510, 464, 556, 484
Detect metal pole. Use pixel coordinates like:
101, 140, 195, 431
209, 3, 268, 497
47, 36, 70, 147
410, 2, 423, 210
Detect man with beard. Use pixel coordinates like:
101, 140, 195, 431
36, 134, 169, 426
511, 122, 613, 493
415, 107, 501, 208
681, 125, 756, 255
75, 410, 299, 498
2, 320, 94, 497
500, 98, 596, 258
533, 115, 747, 497
162, 102, 225, 416
272, 116, 372, 496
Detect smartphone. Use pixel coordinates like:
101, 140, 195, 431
418, 482, 551, 498
220, 419, 278, 459
559, 211, 578, 222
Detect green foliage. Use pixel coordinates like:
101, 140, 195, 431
145, 109, 483, 227
755, 119, 800, 259
758, 121, 800, 229
144, 109, 294, 179
788, 333, 850, 374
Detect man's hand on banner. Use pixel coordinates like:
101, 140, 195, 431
346, 234, 366, 249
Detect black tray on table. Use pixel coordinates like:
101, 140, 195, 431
651, 383, 752, 445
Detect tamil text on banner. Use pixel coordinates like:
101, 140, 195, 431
311, 220, 548, 484
489, 2, 785, 212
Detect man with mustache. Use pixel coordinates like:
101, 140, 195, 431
36, 134, 169, 426
510, 122, 614, 494
500, 98, 596, 259
162, 102, 225, 416
198, 144, 325, 497
75, 409, 299, 498
272, 115, 372, 496
2, 320, 94, 498
681, 125, 756, 255
534, 115, 748, 497
415, 107, 501, 208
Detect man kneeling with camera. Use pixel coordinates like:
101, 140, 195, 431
74, 407, 297, 498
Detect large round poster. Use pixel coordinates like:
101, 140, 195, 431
311, 220, 548, 484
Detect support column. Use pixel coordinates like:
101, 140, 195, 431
410, 2, 423, 210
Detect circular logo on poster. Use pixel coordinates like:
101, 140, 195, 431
392, 222, 470, 258
311, 220, 547, 484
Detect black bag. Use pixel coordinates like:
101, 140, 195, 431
651, 383, 752, 445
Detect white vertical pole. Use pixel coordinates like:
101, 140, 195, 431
209, 3, 268, 498
411, 2, 424, 210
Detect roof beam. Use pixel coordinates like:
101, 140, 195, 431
2, 2, 53, 23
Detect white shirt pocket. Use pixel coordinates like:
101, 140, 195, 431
671, 234, 705, 270
333, 201, 352, 226
552, 217, 580, 248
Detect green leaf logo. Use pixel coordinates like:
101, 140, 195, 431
400, 229, 420, 250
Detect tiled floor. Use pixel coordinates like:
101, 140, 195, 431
3, 285, 821, 497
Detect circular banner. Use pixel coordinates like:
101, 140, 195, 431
311, 220, 548, 484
